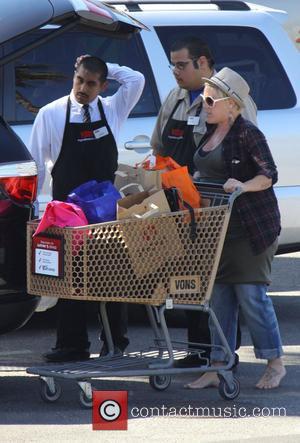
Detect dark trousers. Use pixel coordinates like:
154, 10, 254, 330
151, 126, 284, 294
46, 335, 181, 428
186, 310, 241, 358
56, 299, 128, 351
99, 302, 129, 351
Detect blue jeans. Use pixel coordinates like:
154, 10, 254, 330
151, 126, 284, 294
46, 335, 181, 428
209, 283, 283, 361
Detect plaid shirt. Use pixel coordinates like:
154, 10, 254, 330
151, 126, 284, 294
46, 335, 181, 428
204, 115, 281, 254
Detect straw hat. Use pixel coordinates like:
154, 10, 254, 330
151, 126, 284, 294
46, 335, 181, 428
203, 67, 250, 107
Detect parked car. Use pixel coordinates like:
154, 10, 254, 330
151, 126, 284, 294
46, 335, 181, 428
249, 0, 300, 51
2, 0, 300, 254
0, 0, 146, 333
0, 117, 39, 333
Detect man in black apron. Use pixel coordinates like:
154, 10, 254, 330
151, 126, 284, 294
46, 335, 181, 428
30, 55, 145, 362
151, 37, 250, 368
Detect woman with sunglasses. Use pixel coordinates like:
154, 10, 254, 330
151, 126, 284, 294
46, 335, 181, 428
186, 67, 286, 390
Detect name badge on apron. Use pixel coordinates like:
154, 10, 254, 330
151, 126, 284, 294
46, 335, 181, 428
94, 126, 109, 139
187, 116, 200, 126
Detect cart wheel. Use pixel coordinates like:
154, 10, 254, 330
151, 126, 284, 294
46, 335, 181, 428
218, 376, 240, 400
40, 378, 62, 403
149, 375, 171, 391
79, 389, 93, 409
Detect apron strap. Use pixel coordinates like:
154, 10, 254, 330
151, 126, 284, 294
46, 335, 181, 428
169, 97, 203, 122
169, 98, 184, 120
195, 101, 203, 116
97, 98, 106, 120
60, 97, 72, 151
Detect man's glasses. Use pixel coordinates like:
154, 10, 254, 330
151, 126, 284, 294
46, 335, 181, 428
169, 59, 197, 71
200, 94, 231, 107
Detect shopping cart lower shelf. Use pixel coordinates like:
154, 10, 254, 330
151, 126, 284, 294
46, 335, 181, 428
27, 302, 240, 408
26, 184, 242, 407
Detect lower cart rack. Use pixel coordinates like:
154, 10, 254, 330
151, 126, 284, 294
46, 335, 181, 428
27, 303, 240, 407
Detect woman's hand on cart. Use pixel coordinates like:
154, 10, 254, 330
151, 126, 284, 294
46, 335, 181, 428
223, 178, 246, 194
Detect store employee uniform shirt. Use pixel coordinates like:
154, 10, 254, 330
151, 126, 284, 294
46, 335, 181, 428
30, 63, 145, 199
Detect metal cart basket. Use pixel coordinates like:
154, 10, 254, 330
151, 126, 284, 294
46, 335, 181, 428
26, 183, 241, 407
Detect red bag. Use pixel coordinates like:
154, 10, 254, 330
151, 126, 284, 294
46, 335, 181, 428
33, 201, 88, 236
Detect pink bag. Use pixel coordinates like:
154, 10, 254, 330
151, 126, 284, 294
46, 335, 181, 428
33, 200, 88, 236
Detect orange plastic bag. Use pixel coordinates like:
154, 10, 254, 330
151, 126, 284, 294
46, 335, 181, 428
140, 154, 180, 171
161, 166, 201, 209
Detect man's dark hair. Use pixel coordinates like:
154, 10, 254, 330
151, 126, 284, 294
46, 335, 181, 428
76, 56, 108, 83
170, 36, 215, 69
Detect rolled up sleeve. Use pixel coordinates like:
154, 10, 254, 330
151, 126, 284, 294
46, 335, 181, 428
245, 126, 278, 184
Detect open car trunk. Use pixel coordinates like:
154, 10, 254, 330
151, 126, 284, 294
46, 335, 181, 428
0, 0, 148, 66
0, 0, 146, 44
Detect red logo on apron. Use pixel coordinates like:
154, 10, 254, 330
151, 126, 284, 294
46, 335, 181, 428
80, 130, 94, 139
171, 128, 184, 137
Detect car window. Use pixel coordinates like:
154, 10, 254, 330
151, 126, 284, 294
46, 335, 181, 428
2, 27, 160, 123
0, 117, 33, 162
155, 26, 296, 110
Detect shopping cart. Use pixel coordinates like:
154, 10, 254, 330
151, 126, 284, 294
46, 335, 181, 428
26, 183, 242, 407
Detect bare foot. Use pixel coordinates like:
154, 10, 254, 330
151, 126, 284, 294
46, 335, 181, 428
185, 372, 220, 389
256, 364, 286, 389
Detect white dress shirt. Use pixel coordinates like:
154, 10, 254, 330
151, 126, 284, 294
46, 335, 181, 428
29, 63, 145, 196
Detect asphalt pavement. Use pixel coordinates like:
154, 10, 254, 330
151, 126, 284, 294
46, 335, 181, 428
0, 252, 299, 442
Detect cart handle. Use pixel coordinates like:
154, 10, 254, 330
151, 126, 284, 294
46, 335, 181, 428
194, 181, 243, 209
229, 187, 243, 209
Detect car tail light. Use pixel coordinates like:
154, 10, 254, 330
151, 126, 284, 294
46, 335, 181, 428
0, 200, 13, 216
0, 175, 37, 206
0, 160, 38, 206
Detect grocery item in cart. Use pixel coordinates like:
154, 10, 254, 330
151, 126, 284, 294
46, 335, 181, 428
119, 213, 184, 278
115, 155, 201, 209
67, 180, 121, 224
117, 187, 184, 276
114, 162, 163, 191
114, 154, 178, 191
117, 189, 170, 220
33, 201, 88, 237
141, 154, 180, 171
161, 166, 201, 209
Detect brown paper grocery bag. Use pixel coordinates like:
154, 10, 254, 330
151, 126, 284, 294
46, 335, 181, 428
119, 214, 184, 278
114, 164, 163, 191
117, 189, 170, 220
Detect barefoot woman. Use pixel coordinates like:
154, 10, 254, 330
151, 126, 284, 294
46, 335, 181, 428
186, 68, 286, 390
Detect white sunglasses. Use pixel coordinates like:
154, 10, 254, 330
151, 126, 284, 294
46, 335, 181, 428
200, 94, 231, 107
